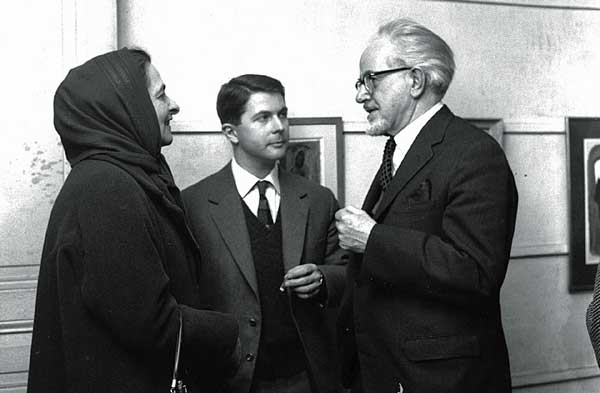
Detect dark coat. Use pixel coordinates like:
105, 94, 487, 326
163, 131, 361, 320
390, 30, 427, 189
28, 49, 240, 393
182, 164, 349, 393
28, 160, 240, 393
338, 106, 518, 393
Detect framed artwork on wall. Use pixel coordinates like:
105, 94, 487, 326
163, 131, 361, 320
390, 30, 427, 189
281, 117, 344, 204
568, 117, 600, 292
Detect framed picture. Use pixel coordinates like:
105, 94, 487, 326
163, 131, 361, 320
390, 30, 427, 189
280, 117, 344, 204
466, 118, 505, 147
568, 118, 600, 291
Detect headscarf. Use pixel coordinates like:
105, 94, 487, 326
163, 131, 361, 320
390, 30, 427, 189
53, 48, 187, 224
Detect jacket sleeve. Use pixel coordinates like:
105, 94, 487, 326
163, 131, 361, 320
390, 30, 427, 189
361, 137, 518, 309
77, 171, 239, 370
318, 190, 351, 308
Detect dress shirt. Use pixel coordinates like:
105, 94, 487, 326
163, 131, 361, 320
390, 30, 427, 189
390, 101, 443, 176
231, 158, 281, 222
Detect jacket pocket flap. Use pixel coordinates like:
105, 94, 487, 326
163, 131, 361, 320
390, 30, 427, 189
402, 335, 480, 361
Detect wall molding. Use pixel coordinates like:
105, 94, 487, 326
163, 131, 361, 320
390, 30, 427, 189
0, 321, 33, 335
511, 242, 569, 259
171, 121, 221, 134
173, 117, 567, 135
0, 371, 27, 393
425, 0, 600, 11
344, 117, 566, 134
512, 365, 600, 387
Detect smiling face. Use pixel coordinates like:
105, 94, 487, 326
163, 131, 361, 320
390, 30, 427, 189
356, 38, 417, 136
224, 92, 289, 177
145, 63, 180, 146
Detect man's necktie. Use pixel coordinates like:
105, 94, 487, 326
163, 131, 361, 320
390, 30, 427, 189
380, 136, 396, 192
256, 180, 274, 227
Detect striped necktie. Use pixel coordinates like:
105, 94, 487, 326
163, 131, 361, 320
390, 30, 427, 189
256, 181, 274, 227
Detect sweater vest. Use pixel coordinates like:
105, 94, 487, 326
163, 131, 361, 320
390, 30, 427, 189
241, 202, 306, 380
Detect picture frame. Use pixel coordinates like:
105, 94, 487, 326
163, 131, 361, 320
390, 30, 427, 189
281, 117, 344, 204
568, 117, 600, 291
466, 118, 505, 148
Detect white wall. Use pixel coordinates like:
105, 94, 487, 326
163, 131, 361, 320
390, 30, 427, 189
2, 0, 600, 392
0, 0, 118, 391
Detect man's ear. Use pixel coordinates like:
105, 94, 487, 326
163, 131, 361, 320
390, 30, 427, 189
409, 67, 426, 98
222, 123, 239, 144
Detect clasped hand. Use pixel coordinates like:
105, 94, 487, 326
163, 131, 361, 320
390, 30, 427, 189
280, 264, 324, 299
335, 206, 376, 253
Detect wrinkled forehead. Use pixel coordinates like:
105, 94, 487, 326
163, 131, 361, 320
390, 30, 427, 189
359, 38, 399, 72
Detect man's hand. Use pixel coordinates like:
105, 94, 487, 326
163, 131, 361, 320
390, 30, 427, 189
335, 206, 376, 253
280, 264, 323, 299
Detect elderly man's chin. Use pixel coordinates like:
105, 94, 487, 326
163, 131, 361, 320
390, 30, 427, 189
366, 118, 391, 136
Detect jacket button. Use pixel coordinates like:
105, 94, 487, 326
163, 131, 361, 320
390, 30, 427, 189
249, 318, 257, 326
369, 276, 375, 282
245, 353, 255, 361
344, 327, 352, 333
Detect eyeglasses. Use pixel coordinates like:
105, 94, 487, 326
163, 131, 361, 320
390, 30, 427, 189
355, 66, 412, 94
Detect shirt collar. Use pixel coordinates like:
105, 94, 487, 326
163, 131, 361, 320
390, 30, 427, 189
392, 101, 444, 143
231, 157, 281, 198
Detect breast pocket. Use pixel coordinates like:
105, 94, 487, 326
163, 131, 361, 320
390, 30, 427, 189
385, 199, 443, 233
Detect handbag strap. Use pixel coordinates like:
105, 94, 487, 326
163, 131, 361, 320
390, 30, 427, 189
170, 311, 183, 391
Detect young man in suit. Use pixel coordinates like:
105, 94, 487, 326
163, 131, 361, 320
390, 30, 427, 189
182, 74, 348, 393
335, 18, 519, 393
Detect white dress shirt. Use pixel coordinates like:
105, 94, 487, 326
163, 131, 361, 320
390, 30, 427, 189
390, 101, 444, 176
231, 158, 281, 222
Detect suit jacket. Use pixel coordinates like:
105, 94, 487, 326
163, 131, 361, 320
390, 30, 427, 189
337, 106, 518, 393
182, 163, 348, 393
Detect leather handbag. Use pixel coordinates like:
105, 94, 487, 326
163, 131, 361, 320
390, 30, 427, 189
170, 311, 187, 393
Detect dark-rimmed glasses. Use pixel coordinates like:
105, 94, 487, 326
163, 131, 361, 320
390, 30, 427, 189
355, 66, 412, 94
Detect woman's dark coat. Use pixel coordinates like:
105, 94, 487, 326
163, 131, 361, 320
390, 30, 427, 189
27, 49, 239, 393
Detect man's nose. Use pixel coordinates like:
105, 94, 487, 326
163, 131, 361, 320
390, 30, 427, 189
169, 99, 180, 115
271, 116, 285, 132
355, 84, 369, 103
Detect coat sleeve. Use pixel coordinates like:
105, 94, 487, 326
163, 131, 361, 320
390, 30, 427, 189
77, 171, 239, 369
361, 137, 518, 309
317, 190, 351, 308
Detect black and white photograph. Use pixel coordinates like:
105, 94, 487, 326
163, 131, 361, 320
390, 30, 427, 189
2, 1, 600, 393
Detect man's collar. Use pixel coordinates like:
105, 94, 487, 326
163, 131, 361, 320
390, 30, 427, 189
391, 101, 444, 141
231, 157, 281, 198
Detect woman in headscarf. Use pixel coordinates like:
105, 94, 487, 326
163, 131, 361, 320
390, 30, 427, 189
27, 48, 240, 393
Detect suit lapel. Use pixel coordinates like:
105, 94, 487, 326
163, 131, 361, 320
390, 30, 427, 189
279, 170, 309, 273
373, 106, 452, 220
362, 166, 383, 216
207, 164, 258, 296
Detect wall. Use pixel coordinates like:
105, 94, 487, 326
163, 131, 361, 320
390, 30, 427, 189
0, 1, 118, 391
1, 0, 600, 392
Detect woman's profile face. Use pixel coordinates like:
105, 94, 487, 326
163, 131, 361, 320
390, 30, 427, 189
145, 63, 180, 146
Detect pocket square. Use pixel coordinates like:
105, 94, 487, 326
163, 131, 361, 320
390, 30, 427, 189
408, 179, 431, 204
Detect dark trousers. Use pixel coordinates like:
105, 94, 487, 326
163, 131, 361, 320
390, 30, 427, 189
250, 370, 312, 393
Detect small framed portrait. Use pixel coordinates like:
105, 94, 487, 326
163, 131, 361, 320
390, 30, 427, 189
280, 117, 344, 204
568, 117, 600, 291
